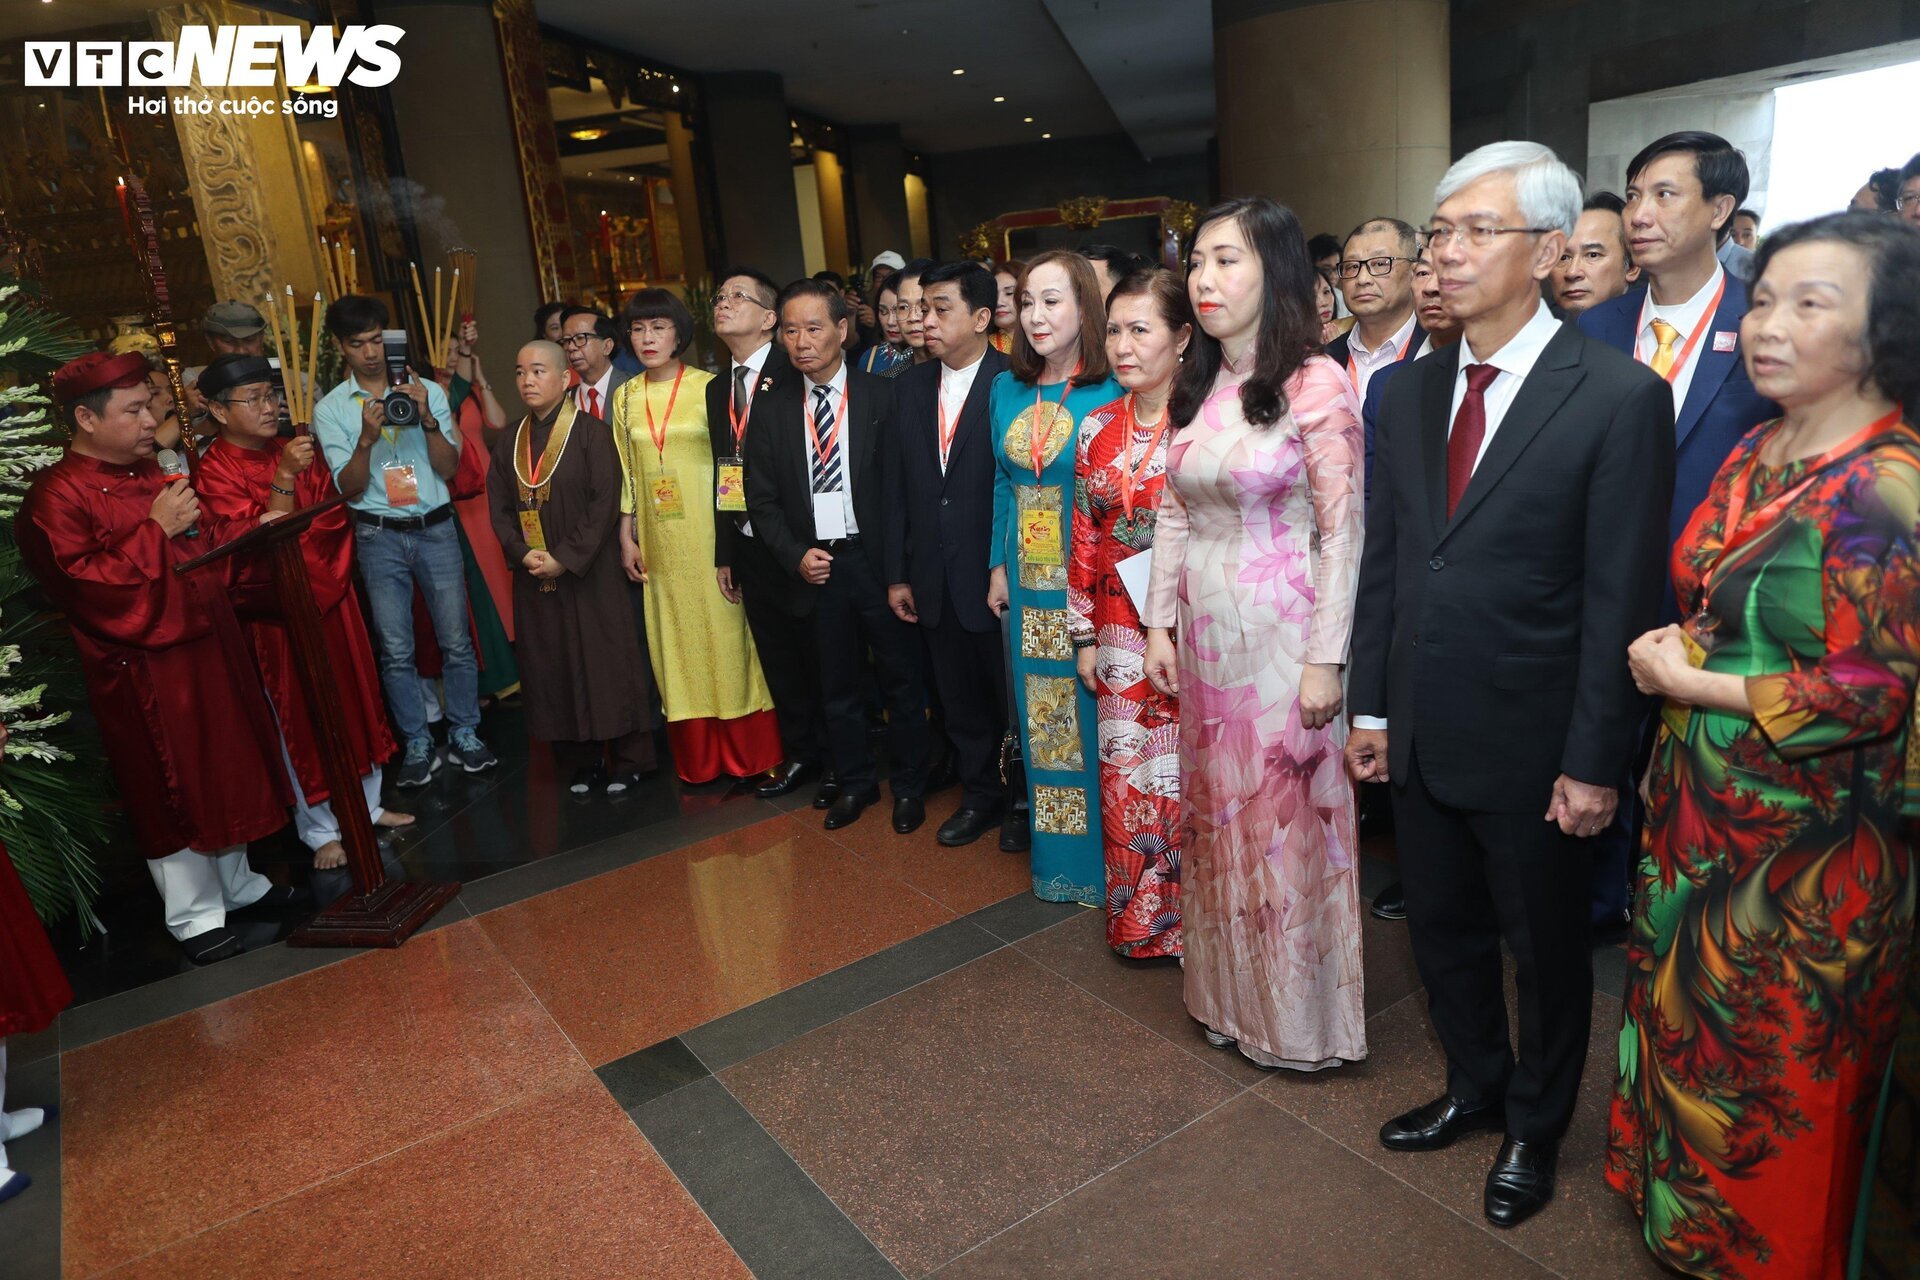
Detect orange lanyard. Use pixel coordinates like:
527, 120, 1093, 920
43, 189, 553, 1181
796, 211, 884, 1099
1117, 393, 1170, 521
805, 377, 848, 476
937, 376, 960, 469
642, 366, 684, 467
1031, 359, 1081, 479
1697, 409, 1897, 605
1347, 329, 1414, 388
727, 366, 756, 452
1638, 274, 1727, 385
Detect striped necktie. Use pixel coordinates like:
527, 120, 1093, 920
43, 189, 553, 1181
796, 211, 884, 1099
809, 385, 841, 492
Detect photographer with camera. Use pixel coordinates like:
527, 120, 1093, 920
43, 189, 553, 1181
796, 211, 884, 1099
313, 295, 497, 787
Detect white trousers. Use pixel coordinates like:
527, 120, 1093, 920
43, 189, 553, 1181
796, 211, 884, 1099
276, 730, 384, 851
145, 845, 269, 941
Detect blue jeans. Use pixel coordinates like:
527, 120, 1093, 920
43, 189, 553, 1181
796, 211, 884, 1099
354, 515, 480, 742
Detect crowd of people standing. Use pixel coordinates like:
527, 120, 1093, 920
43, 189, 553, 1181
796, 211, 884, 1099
0, 131, 1915, 1279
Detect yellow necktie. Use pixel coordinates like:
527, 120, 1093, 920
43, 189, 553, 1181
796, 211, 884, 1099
1649, 318, 1680, 378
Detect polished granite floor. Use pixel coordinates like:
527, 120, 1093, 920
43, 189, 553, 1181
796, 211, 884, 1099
4, 714, 1663, 1280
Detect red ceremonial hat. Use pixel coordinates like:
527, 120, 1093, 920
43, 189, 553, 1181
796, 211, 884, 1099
51, 351, 151, 403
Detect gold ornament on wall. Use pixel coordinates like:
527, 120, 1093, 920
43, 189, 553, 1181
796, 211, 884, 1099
1164, 200, 1199, 237
960, 221, 998, 262
1058, 195, 1107, 231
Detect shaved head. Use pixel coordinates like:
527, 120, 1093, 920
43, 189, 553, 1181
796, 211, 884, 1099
515, 340, 570, 415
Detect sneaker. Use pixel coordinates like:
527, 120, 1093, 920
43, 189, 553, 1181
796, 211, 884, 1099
394, 737, 440, 788
447, 728, 498, 773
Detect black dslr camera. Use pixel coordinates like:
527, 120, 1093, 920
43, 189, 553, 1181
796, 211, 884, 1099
380, 329, 418, 426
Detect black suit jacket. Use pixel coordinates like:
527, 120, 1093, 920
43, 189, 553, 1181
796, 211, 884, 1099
742, 366, 895, 617
706, 344, 794, 569
882, 349, 1008, 632
1349, 319, 1675, 813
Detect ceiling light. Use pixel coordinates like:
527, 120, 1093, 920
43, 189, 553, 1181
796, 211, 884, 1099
670, 83, 679, 93
1041, 132, 1052, 139
1023, 116, 1033, 123
951, 68, 965, 76
993, 96, 1005, 103
569, 126, 610, 141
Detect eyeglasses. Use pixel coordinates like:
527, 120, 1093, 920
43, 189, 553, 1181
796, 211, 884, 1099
1897, 192, 1920, 211
711, 290, 767, 310
559, 333, 601, 348
628, 321, 679, 338
222, 389, 282, 411
1334, 255, 1415, 279
1421, 224, 1554, 250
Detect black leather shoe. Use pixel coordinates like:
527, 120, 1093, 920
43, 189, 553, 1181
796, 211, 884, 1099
756, 759, 818, 799
1369, 880, 1407, 921
180, 926, 244, 965
1379, 1094, 1506, 1152
823, 786, 879, 830
892, 796, 926, 834
999, 807, 1031, 852
1484, 1137, 1557, 1227
937, 804, 1002, 847
231, 884, 313, 916
812, 772, 841, 811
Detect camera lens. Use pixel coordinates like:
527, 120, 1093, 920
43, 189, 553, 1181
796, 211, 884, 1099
383, 389, 419, 426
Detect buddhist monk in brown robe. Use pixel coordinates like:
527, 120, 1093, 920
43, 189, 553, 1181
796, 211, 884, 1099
489, 341, 656, 793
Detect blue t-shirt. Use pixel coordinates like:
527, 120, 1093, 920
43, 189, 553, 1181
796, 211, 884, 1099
313, 376, 459, 517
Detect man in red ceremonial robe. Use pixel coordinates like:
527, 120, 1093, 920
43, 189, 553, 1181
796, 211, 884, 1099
193, 355, 415, 870
15, 351, 303, 966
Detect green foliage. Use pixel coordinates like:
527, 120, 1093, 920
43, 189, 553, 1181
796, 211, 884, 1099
0, 274, 113, 927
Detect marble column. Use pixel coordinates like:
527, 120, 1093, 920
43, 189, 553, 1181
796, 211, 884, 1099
1213, 0, 1450, 237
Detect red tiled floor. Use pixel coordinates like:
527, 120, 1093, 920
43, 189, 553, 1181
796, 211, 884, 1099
1255, 989, 1670, 1280
939, 1092, 1550, 1279
61, 921, 580, 1278
475, 814, 958, 1066
107, 1075, 751, 1280
722, 947, 1239, 1276
797, 806, 1034, 916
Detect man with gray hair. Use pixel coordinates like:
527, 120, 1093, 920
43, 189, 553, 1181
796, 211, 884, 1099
1346, 140, 1674, 1228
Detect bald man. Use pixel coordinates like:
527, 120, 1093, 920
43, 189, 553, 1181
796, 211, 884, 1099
489, 341, 656, 793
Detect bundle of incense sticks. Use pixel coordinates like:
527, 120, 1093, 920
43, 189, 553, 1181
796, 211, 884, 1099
318, 235, 360, 299
408, 258, 465, 370
447, 247, 477, 319
260, 284, 324, 429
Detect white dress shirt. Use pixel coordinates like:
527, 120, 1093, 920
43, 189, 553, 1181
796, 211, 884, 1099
1345, 310, 1418, 402
574, 366, 613, 420
937, 352, 987, 473
803, 361, 857, 536
727, 341, 774, 537
1352, 300, 1564, 733
1635, 264, 1725, 418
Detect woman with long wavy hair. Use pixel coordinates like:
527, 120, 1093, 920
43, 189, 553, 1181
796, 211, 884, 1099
1142, 197, 1368, 1070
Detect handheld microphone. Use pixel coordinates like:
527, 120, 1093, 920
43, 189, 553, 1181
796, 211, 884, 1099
155, 448, 200, 539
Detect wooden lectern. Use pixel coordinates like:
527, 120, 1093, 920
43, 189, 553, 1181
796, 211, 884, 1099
176, 495, 460, 947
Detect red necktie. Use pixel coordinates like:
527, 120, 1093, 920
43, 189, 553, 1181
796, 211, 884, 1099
1446, 364, 1500, 517
585, 386, 600, 419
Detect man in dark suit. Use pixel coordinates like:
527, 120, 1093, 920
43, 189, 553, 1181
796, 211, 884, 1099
560, 307, 632, 420
1325, 217, 1426, 403
1346, 141, 1674, 1229
1578, 131, 1777, 608
744, 279, 929, 834
884, 261, 1011, 848
1577, 133, 1777, 933
706, 267, 827, 803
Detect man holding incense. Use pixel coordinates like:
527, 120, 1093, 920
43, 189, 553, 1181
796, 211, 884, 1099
15, 351, 303, 965
489, 341, 656, 793
193, 354, 414, 869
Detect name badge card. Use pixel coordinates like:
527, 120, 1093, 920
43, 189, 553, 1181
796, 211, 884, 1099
382, 462, 420, 507
812, 491, 848, 540
517, 507, 546, 551
651, 470, 685, 521
1021, 507, 1063, 566
715, 457, 747, 511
